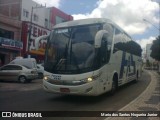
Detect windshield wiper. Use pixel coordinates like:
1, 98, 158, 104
55, 58, 66, 70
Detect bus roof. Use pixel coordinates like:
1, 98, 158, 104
53, 18, 131, 39
53, 18, 110, 28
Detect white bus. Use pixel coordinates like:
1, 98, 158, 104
42, 18, 142, 96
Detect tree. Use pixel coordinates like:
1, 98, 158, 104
150, 36, 160, 72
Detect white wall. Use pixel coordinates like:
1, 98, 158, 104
21, 0, 50, 29
146, 44, 154, 62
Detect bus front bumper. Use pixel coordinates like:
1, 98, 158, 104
43, 80, 98, 96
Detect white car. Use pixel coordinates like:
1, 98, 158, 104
0, 64, 38, 83
37, 64, 44, 79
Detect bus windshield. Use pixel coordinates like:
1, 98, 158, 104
45, 24, 102, 74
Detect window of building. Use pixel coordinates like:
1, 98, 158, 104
0, 28, 14, 39
45, 18, 48, 28
23, 9, 29, 18
33, 14, 38, 22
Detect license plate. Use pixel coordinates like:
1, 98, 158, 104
60, 88, 70, 93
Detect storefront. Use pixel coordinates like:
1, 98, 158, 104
0, 12, 22, 66
0, 37, 23, 66
21, 21, 50, 63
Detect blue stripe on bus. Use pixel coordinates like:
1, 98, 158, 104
119, 52, 136, 80
128, 54, 136, 77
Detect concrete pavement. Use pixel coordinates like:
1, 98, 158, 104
105, 70, 160, 120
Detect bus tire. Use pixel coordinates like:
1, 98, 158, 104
110, 75, 118, 95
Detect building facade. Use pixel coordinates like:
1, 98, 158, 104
0, 0, 22, 66
146, 44, 154, 63
21, 0, 50, 29
0, 0, 73, 65
20, 0, 73, 62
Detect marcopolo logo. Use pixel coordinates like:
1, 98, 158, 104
2, 112, 11, 117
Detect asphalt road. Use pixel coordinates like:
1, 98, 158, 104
0, 70, 151, 120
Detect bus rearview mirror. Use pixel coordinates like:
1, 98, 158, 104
95, 30, 108, 48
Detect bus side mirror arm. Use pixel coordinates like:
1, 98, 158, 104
35, 35, 49, 50
94, 30, 108, 48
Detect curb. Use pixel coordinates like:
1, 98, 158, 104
105, 70, 160, 120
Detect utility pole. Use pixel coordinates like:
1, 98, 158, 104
27, 5, 46, 58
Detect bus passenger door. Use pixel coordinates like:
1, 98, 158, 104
98, 34, 111, 93
120, 52, 129, 84
127, 55, 136, 81
94, 30, 112, 93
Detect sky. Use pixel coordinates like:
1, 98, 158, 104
33, 0, 160, 52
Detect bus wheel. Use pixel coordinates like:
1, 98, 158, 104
110, 75, 117, 95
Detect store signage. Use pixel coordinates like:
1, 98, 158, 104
28, 23, 50, 51
0, 37, 23, 50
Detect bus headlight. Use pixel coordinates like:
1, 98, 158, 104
87, 77, 93, 82
72, 77, 93, 85
82, 77, 94, 83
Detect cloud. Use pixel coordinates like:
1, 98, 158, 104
135, 36, 155, 50
135, 36, 156, 57
72, 0, 159, 35
33, 0, 61, 8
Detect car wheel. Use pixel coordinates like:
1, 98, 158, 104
18, 76, 27, 83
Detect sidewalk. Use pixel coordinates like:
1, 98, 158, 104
105, 70, 160, 120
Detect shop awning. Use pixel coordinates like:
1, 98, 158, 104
29, 48, 45, 56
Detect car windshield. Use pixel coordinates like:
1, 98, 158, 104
45, 24, 102, 74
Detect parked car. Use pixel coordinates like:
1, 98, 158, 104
37, 64, 44, 79
0, 64, 38, 83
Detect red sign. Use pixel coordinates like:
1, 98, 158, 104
24, 22, 50, 51
30, 24, 50, 50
